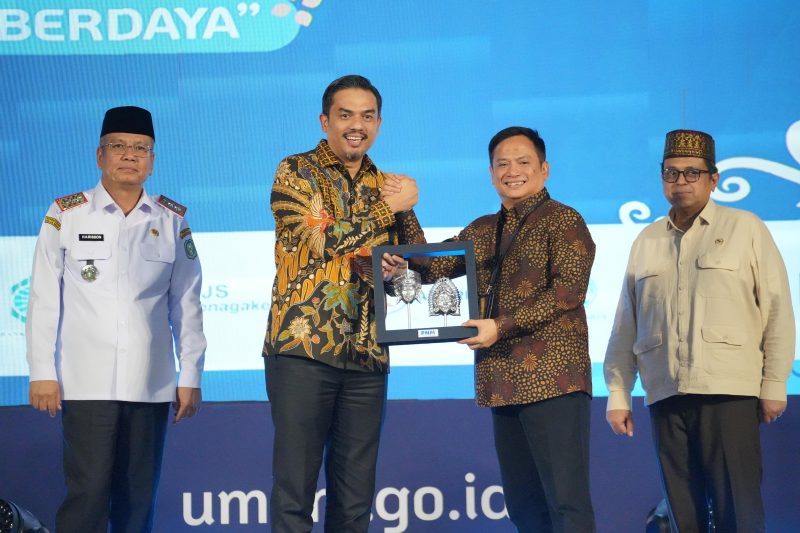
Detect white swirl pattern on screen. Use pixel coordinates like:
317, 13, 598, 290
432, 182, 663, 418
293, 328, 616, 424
619, 120, 800, 223
618, 201, 652, 225
712, 119, 800, 206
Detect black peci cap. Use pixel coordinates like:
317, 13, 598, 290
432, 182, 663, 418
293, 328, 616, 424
100, 106, 154, 140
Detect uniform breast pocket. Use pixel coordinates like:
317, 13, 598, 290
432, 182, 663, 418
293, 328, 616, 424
141, 242, 176, 263
69, 242, 112, 282
70, 242, 112, 261
697, 252, 739, 297
139, 242, 176, 286
634, 268, 665, 302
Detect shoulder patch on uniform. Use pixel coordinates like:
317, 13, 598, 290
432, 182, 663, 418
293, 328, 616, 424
44, 216, 61, 230
179, 227, 192, 239
157, 195, 187, 217
55, 192, 88, 212
184, 238, 198, 259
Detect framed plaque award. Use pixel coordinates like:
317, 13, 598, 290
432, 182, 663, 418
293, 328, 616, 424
371, 241, 479, 345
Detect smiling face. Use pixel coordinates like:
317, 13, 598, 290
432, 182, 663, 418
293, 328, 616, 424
96, 132, 154, 192
490, 135, 549, 209
320, 88, 381, 173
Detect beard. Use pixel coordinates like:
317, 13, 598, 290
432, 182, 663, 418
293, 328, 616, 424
342, 130, 369, 162
343, 150, 364, 162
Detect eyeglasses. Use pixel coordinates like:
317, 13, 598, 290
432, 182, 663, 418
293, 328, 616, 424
661, 167, 710, 183
100, 142, 153, 158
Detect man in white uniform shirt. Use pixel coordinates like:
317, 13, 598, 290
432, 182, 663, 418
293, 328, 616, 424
604, 129, 795, 532
26, 106, 206, 533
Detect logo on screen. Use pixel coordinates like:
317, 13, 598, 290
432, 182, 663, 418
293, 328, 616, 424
10, 277, 30, 324
0, 1, 322, 55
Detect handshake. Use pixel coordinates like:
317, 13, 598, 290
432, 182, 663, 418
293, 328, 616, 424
381, 173, 419, 213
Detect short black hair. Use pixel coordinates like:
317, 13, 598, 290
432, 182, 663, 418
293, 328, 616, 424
322, 75, 382, 117
488, 126, 546, 164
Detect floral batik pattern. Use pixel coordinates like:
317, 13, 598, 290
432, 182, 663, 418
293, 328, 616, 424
264, 140, 424, 372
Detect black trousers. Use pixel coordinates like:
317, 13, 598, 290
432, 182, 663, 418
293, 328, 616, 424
649, 394, 764, 533
491, 392, 596, 533
265, 354, 387, 533
56, 400, 170, 533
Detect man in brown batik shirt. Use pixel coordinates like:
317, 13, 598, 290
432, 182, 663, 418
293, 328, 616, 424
387, 126, 596, 532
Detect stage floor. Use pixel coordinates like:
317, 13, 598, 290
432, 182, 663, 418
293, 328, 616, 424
2, 397, 798, 532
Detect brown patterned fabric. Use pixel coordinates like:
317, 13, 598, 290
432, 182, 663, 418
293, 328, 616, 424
409, 188, 595, 407
263, 140, 423, 372
663, 129, 715, 161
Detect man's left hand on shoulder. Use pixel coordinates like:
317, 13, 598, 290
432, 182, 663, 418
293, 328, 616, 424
173, 387, 202, 423
759, 398, 787, 424
458, 319, 499, 350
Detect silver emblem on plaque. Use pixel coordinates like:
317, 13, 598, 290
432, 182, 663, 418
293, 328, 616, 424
393, 264, 422, 329
429, 277, 460, 326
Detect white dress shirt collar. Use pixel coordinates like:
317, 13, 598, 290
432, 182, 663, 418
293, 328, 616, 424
89, 181, 158, 217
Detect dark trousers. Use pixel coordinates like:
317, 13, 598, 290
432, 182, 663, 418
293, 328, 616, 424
56, 400, 169, 533
491, 392, 596, 533
649, 394, 764, 533
265, 354, 387, 533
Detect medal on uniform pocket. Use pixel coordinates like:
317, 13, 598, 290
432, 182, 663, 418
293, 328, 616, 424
81, 260, 99, 282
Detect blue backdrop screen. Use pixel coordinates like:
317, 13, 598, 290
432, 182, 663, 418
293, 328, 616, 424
2, 1, 799, 405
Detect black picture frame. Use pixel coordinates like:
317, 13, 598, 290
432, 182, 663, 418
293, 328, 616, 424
371, 241, 479, 345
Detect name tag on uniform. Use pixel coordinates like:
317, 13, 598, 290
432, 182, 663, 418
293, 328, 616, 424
78, 234, 104, 241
